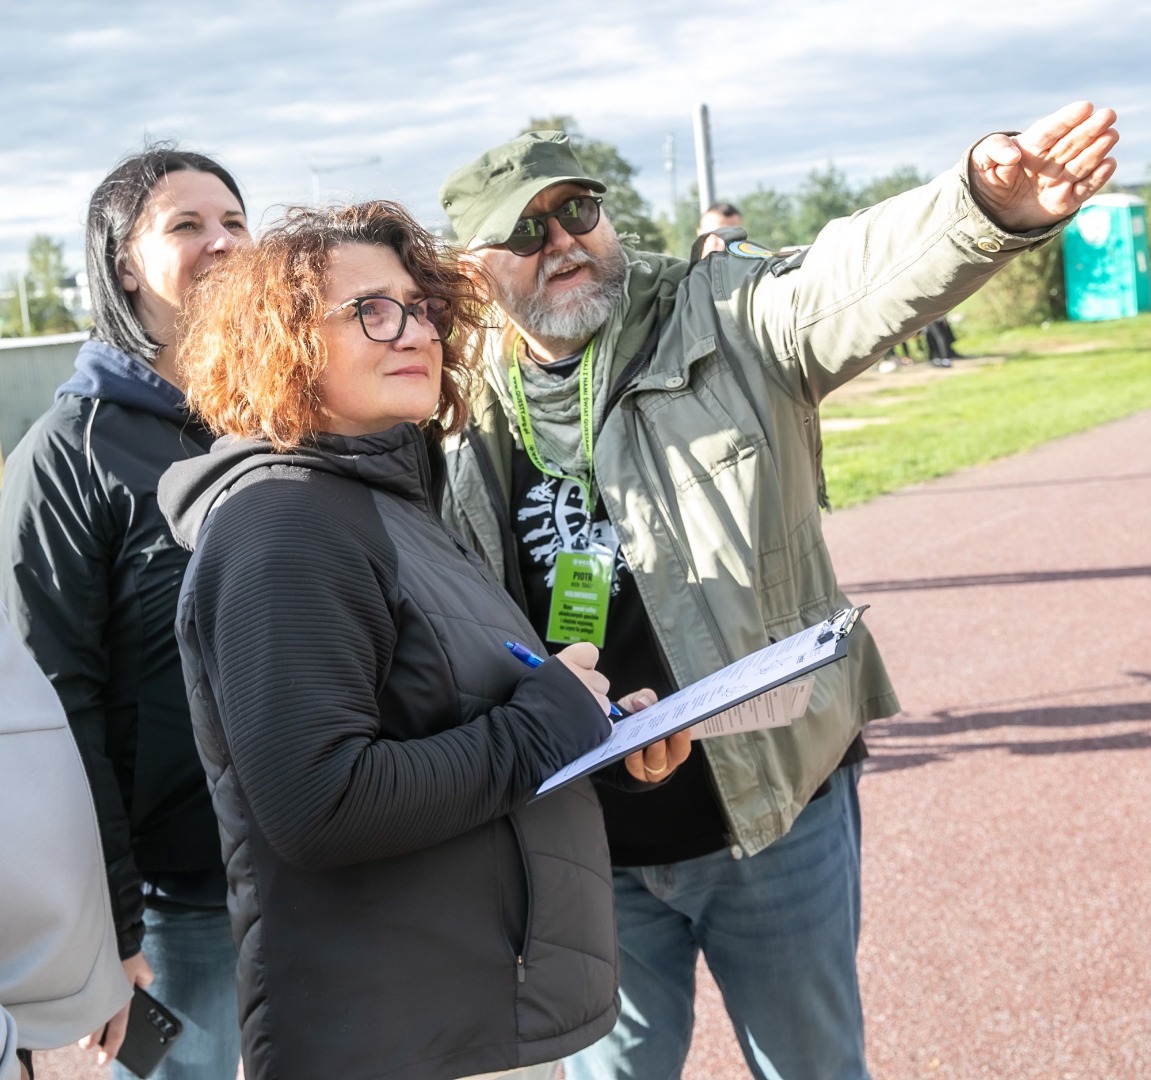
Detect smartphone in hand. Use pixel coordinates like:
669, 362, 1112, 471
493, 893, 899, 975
113, 987, 184, 1078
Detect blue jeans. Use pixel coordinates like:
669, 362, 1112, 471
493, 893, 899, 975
113, 907, 241, 1080
565, 764, 869, 1080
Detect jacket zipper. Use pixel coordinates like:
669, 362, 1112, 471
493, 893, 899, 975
604, 330, 735, 671
508, 816, 533, 984
615, 397, 744, 849
618, 404, 733, 668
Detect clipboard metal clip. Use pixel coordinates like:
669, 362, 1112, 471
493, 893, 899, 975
836, 604, 868, 640
816, 605, 868, 644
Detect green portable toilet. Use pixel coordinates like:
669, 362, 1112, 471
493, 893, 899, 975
1063, 194, 1150, 321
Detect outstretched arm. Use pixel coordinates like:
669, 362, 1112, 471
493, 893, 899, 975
969, 100, 1119, 232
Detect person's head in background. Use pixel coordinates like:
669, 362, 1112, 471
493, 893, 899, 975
697, 201, 742, 257
85, 143, 249, 384
698, 201, 742, 235
179, 200, 486, 450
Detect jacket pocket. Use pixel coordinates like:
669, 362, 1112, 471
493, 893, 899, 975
637, 351, 767, 491
496, 815, 530, 969
636, 352, 795, 605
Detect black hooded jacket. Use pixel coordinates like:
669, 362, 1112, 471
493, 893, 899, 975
0, 339, 224, 959
158, 424, 620, 1080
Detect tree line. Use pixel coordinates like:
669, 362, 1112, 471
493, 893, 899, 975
5, 121, 1149, 337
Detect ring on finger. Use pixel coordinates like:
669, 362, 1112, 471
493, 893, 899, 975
643, 763, 668, 777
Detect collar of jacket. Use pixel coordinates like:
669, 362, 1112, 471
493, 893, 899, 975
603, 248, 689, 387
160, 422, 446, 552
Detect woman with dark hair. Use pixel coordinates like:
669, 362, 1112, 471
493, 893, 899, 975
157, 200, 688, 1080
0, 143, 250, 1079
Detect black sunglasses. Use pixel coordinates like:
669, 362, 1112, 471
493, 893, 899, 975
504, 195, 603, 257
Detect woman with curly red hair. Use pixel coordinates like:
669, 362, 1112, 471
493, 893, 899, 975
178, 201, 480, 448
158, 201, 687, 1080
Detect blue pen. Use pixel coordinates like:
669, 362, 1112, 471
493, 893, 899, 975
504, 640, 545, 668
504, 641, 624, 718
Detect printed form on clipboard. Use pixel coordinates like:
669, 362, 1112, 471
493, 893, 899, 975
535, 605, 869, 798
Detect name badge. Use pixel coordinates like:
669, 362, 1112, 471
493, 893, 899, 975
546, 547, 614, 647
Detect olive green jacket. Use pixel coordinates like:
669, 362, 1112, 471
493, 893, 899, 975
443, 156, 1064, 857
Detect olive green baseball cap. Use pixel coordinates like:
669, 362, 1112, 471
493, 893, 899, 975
439, 131, 606, 250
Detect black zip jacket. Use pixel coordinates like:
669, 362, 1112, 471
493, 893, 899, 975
158, 425, 620, 1080
0, 339, 222, 958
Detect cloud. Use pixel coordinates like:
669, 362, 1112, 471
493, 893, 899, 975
0, 0, 1146, 275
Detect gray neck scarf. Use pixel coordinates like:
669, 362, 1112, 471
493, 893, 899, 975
484, 262, 636, 484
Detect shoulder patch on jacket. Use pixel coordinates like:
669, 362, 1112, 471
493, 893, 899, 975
726, 242, 809, 277
726, 239, 775, 259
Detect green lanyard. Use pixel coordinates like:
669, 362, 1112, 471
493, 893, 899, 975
507, 338, 597, 512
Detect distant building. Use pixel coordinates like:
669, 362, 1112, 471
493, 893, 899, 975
60, 271, 92, 321
0, 333, 86, 465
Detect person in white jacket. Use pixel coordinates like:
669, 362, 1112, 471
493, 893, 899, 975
0, 604, 131, 1080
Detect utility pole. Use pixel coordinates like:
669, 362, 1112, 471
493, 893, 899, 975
693, 104, 715, 216
16, 273, 31, 336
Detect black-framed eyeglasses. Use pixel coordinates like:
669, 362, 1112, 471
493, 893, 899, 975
504, 195, 603, 257
322, 294, 452, 343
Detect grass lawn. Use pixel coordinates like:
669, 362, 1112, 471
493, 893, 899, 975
820, 312, 1151, 509
4, 316, 1147, 506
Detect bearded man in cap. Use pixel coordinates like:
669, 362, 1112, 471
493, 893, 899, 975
437, 102, 1118, 1080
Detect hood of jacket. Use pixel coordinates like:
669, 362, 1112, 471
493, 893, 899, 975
159, 422, 446, 551
56, 338, 193, 423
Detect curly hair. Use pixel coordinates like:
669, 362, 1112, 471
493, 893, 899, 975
179, 201, 486, 449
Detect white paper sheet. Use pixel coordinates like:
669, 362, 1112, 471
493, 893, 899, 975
535, 606, 865, 796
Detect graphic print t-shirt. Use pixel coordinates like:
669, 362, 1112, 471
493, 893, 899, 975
509, 447, 728, 865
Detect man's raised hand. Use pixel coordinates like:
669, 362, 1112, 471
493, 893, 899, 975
969, 100, 1118, 233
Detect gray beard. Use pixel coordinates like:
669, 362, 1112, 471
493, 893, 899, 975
498, 236, 627, 346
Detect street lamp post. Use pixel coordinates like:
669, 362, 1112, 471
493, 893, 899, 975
665, 133, 686, 256
306, 155, 382, 203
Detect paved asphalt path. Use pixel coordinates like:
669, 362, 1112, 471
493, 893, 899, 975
683, 408, 1151, 1079
34, 411, 1151, 1080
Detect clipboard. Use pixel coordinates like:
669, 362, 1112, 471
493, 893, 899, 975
535, 605, 868, 797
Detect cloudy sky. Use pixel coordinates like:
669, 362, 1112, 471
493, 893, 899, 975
1, 0, 1147, 277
